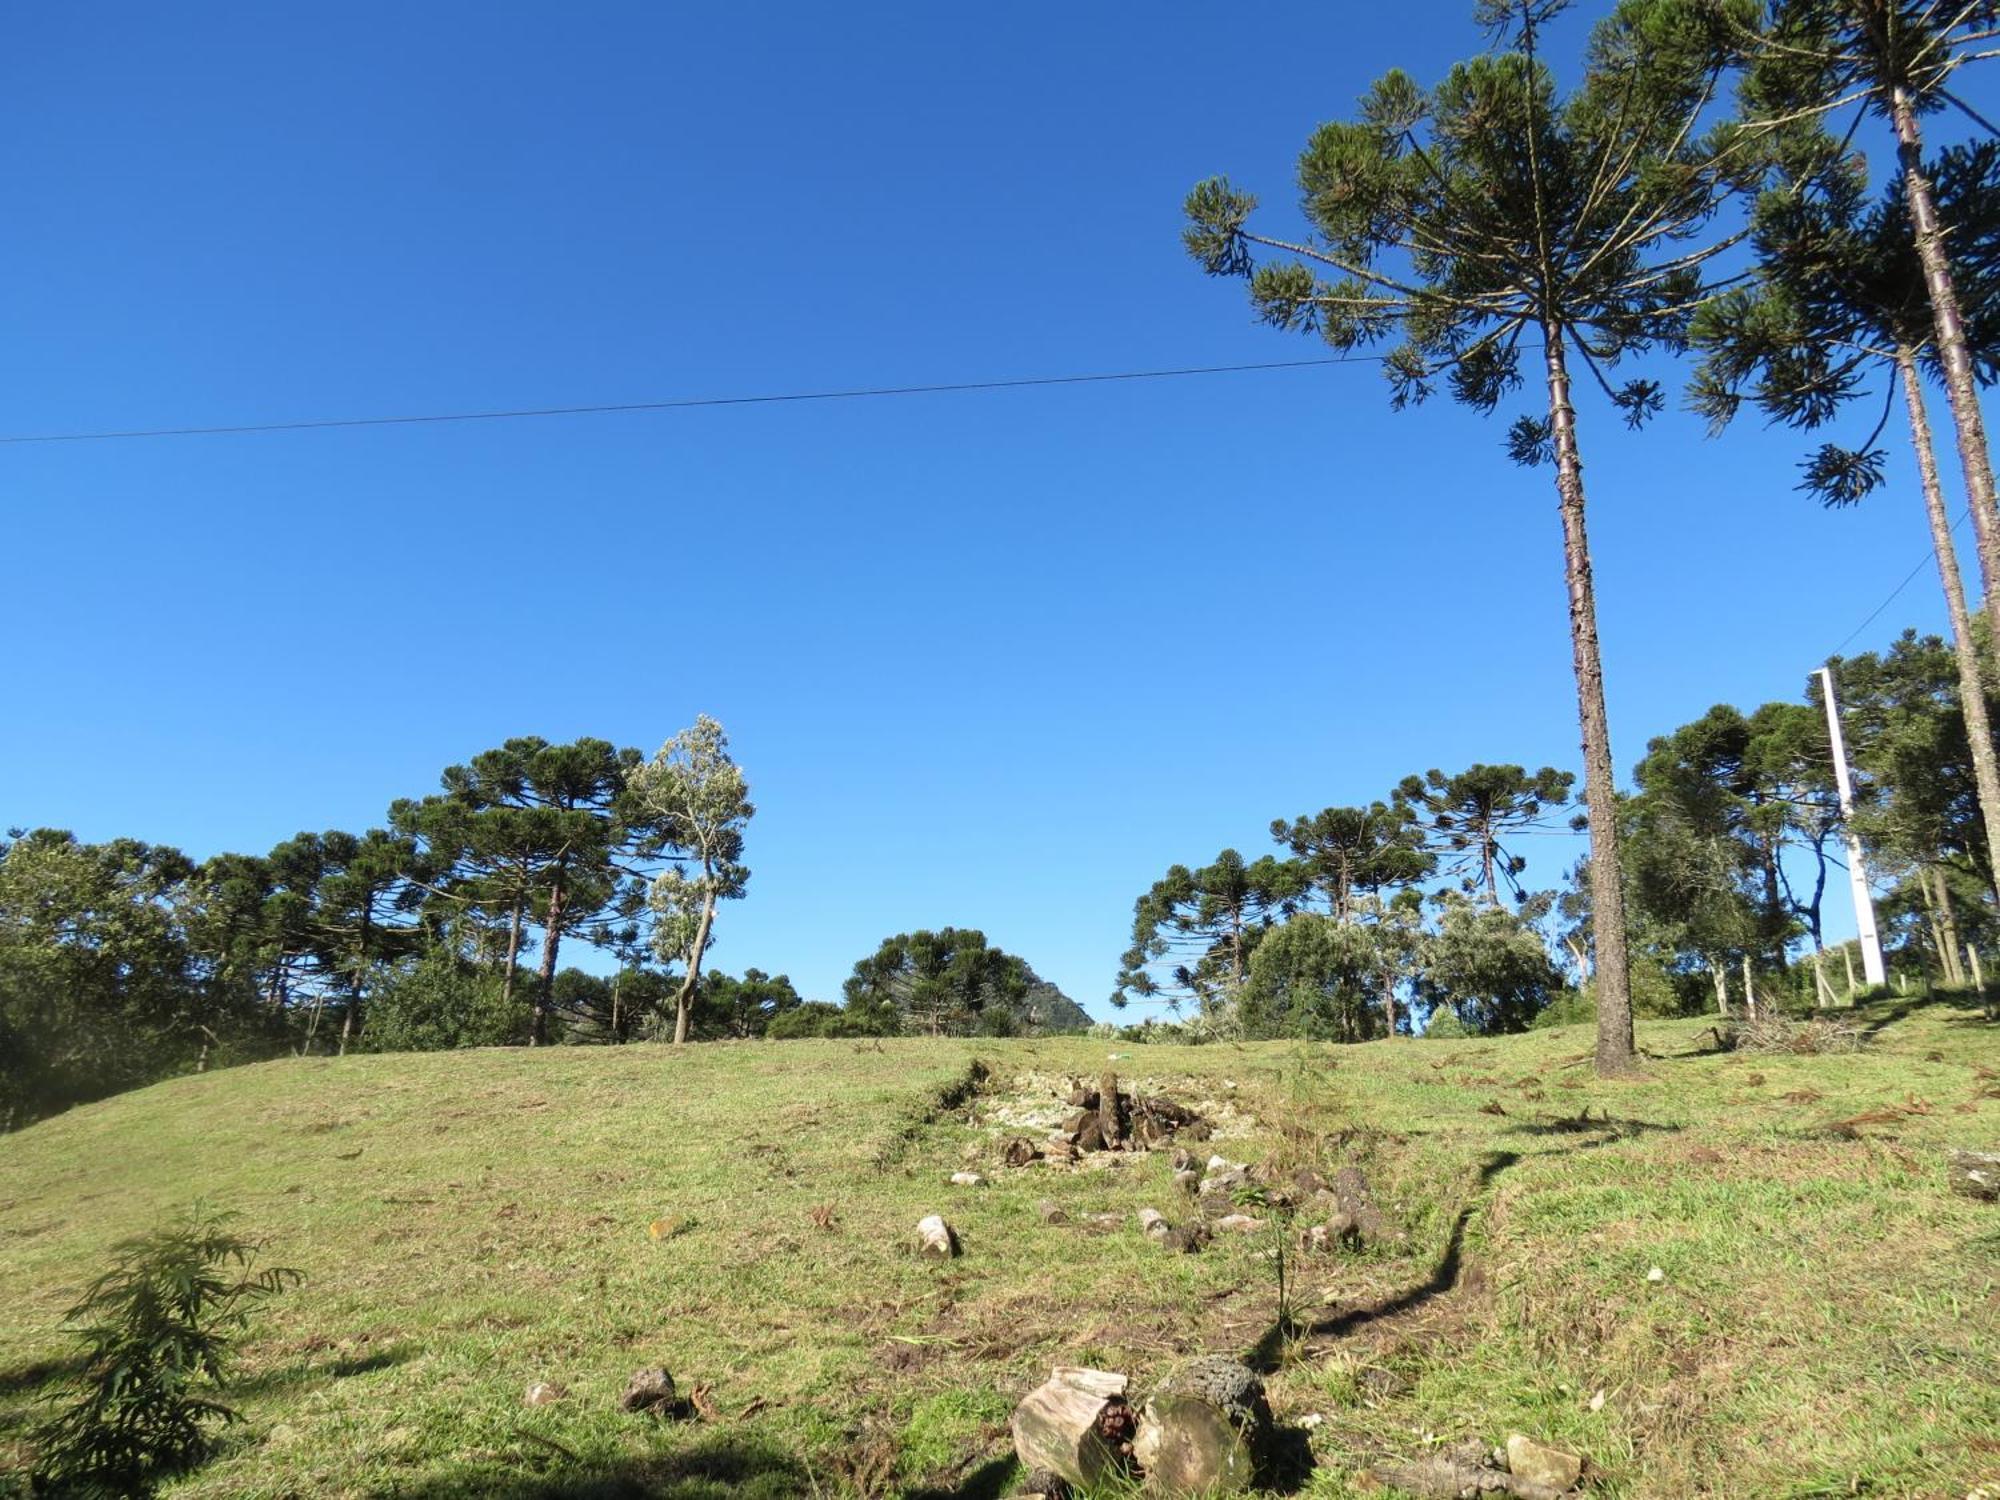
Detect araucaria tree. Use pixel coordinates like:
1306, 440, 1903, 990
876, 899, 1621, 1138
1733, 0, 2000, 610
1113, 849, 1305, 1014
1183, 0, 1756, 1072
1396, 763, 1575, 904
1690, 140, 2000, 900
844, 928, 1029, 1036
626, 715, 754, 1046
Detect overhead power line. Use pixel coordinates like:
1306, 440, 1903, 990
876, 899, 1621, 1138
0, 341, 1962, 663
1828, 505, 1973, 657
0, 355, 1368, 447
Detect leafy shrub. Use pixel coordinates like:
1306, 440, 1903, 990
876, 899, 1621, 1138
32, 1207, 301, 1497
362, 953, 524, 1051
1423, 1008, 1469, 1039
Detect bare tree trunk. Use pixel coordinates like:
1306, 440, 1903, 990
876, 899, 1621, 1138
1929, 866, 1966, 986
532, 884, 567, 1047
1544, 327, 1634, 1073
1896, 346, 2000, 906
1891, 90, 2000, 621
501, 894, 525, 1008
1742, 954, 1758, 1022
672, 889, 718, 1046
1712, 959, 1729, 1018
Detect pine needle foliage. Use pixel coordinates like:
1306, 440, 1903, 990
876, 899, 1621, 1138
1181, 0, 1760, 1072
31, 1207, 301, 1498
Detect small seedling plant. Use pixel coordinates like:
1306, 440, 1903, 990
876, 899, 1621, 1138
32, 1206, 301, 1498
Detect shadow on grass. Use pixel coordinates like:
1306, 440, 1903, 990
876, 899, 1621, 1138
0, 1356, 77, 1401
370, 1436, 812, 1499
904, 1452, 1019, 1499
1502, 1110, 1682, 1144
1242, 1149, 1523, 1380
237, 1346, 413, 1397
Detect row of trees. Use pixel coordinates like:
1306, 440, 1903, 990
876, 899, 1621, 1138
0, 719, 756, 1127
1111, 763, 1582, 1039
1114, 622, 1994, 1042
1, 710, 1094, 1126
1184, 0, 2000, 1072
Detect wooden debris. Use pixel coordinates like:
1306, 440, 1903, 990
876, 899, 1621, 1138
949, 1171, 984, 1187
1948, 1147, 2000, 1201
1011, 1367, 1136, 1489
1215, 1213, 1266, 1234
916, 1214, 960, 1258
1173, 1168, 1200, 1197
1361, 1437, 1574, 1499
1037, 1198, 1069, 1225
1003, 1137, 1043, 1168
1037, 1079, 1211, 1160
1131, 1356, 1269, 1497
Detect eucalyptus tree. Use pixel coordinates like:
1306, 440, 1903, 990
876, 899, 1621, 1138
1112, 849, 1307, 1014
1182, 0, 1757, 1071
1731, 0, 2000, 607
626, 715, 754, 1046
1271, 801, 1433, 921
1396, 764, 1576, 904
1689, 140, 2000, 898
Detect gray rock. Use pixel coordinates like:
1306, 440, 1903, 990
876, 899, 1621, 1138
1506, 1433, 1583, 1492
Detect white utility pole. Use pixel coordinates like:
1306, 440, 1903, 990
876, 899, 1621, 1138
1818, 667, 1887, 988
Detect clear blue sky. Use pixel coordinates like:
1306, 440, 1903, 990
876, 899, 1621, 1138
0, 4, 1988, 1015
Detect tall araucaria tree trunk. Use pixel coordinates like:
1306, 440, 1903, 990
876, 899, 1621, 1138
1544, 325, 1636, 1073
1890, 88, 2000, 624
532, 881, 567, 1047
1896, 342, 2000, 905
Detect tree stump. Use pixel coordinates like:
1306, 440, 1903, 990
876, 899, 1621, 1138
1011, 1368, 1135, 1489
1098, 1071, 1125, 1149
1948, 1148, 2000, 1201
1131, 1356, 1268, 1496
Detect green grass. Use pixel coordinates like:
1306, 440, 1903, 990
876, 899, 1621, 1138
2, 1002, 1997, 1498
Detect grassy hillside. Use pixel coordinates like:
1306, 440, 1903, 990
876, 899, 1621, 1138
2, 1002, 1996, 1499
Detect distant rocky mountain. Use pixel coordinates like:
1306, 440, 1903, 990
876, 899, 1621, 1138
1014, 966, 1091, 1034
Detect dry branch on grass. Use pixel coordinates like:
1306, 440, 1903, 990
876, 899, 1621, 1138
1725, 1015, 1866, 1056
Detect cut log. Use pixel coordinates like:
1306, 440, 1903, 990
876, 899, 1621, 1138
1075, 1118, 1105, 1153
1948, 1148, 2000, 1201
1173, 1168, 1200, 1197
1010, 1368, 1135, 1489
1131, 1357, 1268, 1497
1003, 1137, 1042, 1168
1036, 1198, 1068, 1225
949, 1171, 983, 1186
1098, 1071, 1125, 1149
916, 1214, 959, 1258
